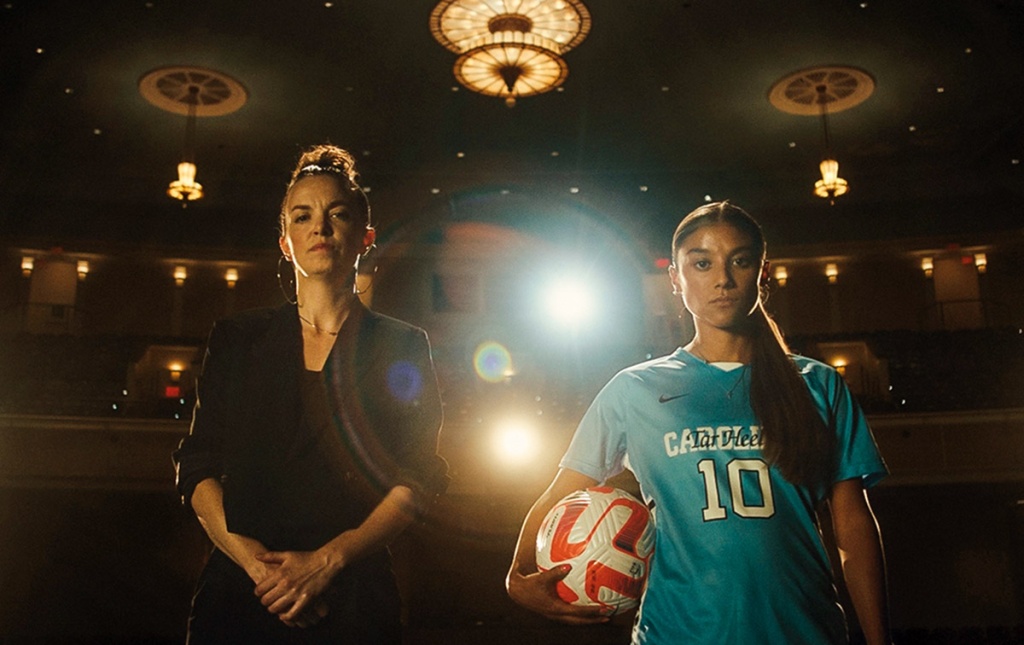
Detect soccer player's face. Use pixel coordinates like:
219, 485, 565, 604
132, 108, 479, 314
670, 223, 762, 332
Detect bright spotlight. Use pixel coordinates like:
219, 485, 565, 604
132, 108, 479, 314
492, 420, 540, 467
543, 278, 595, 329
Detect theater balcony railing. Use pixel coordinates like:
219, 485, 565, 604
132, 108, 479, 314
2, 327, 1024, 491
919, 298, 1013, 331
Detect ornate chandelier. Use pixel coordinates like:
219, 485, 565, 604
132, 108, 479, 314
430, 0, 591, 107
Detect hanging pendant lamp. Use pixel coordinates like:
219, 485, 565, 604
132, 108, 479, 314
768, 65, 874, 203
139, 66, 248, 202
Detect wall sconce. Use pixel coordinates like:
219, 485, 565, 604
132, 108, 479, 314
168, 362, 184, 382
831, 358, 848, 376
21, 257, 34, 277
773, 265, 788, 287
921, 257, 933, 278
225, 267, 238, 289
974, 253, 987, 274
825, 263, 838, 284
174, 265, 187, 286
76, 260, 90, 281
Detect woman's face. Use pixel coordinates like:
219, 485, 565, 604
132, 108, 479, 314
669, 222, 762, 332
279, 174, 373, 281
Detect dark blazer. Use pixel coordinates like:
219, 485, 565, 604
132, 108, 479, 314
174, 301, 448, 552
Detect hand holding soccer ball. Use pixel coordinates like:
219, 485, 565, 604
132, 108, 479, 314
535, 487, 655, 615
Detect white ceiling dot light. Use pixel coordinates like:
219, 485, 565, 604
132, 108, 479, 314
430, 0, 591, 107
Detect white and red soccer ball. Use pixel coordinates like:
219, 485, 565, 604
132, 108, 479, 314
536, 486, 655, 614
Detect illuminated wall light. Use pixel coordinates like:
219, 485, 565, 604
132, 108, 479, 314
225, 267, 239, 289
76, 260, 90, 281
825, 263, 839, 284
168, 362, 184, 382
774, 265, 788, 287
174, 265, 187, 286
21, 257, 34, 277
921, 257, 934, 278
831, 358, 848, 377
974, 253, 987, 274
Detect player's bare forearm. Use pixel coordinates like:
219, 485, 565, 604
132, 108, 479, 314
830, 479, 891, 645
506, 468, 607, 624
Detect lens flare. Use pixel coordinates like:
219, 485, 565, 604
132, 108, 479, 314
386, 360, 423, 402
473, 341, 512, 383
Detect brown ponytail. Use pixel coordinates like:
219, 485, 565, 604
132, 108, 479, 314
672, 202, 836, 489
749, 304, 836, 488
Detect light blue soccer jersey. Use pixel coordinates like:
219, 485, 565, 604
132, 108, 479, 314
560, 349, 887, 645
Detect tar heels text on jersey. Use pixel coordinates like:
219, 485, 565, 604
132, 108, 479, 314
663, 425, 764, 457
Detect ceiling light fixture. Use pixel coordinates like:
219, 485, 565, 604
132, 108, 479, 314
429, 0, 591, 107
167, 85, 204, 202
769, 66, 875, 204
139, 66, 248, 203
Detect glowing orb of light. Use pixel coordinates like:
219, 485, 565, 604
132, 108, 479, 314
492, 419, 540, 466
473, 341, 513, 383
543, 278, 595, 329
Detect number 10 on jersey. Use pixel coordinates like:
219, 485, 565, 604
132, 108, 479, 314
698, 458, 776, 521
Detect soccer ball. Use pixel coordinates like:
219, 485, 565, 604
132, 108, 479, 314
535, 486, 655, 614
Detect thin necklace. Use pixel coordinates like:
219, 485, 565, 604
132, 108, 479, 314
690, 346, 749, 399
298, 313, 341, 336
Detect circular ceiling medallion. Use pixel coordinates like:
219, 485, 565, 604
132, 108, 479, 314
138, 66, 248, 117
768, 65, 875, 116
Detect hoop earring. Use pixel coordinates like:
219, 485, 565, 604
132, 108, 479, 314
277, 255, 297, 305
353, 244, 377, 296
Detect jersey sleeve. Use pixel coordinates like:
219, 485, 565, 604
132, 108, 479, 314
558, 372, 631, 482
805, 362, 888, 489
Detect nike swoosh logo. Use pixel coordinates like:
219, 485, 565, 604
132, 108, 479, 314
658, 393, 688, 403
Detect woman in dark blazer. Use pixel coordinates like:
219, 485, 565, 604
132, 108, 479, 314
174, 144, 447, 644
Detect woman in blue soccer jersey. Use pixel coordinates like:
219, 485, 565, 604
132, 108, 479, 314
507, 201, 891, 644
174, 144, 448, 644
